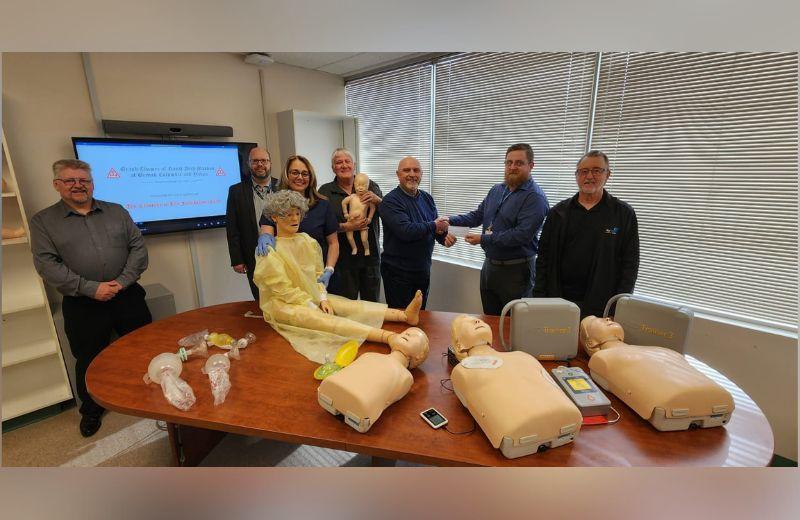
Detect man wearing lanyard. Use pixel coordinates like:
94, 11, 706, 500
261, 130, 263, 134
225, 146, 278, 300
441, 143, 549, 315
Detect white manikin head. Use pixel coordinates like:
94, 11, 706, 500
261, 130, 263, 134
388, 327, 430, 369
579, 316, 625, 356
450, 314, 494, 361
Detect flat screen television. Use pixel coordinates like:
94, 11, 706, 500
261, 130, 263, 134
72, 137, 257, 235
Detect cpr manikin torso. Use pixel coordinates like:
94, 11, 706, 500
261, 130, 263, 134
317, 328, 429, 433
580, 316, 734, 430
449, 315, 583, 458
341, 173, 376, 255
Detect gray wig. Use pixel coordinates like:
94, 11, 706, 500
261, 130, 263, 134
263, 190, 309, 220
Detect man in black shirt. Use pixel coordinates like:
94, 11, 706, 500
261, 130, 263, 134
318, 148, 383, 301
533, 150, 639, 318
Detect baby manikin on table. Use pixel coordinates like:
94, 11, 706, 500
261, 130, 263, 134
580, 316, 734, 431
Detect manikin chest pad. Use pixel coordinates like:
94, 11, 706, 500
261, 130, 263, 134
451, 351, 583, 458
588, 345, 734, 431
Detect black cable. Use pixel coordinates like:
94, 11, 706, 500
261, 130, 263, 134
444, 419, 476, 435
440, 378, 454, 393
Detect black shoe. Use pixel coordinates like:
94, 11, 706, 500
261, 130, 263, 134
80, 415, 102, 437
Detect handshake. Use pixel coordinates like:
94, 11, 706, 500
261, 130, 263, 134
434, 216, 456, 248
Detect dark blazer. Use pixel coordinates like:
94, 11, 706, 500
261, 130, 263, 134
225, 176, 277, 272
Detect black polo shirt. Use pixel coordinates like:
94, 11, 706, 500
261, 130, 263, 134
318, 179, 382, 267
559, 190, 614, 302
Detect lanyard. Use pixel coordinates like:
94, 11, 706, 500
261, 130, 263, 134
488, 187, 513, 233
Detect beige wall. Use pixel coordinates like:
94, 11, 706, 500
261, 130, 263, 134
2, 52, 345, 311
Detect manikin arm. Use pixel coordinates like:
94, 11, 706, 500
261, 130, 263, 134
342, 196, 352, 219
365, 202, 376, 223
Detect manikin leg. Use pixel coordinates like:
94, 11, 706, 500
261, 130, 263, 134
360, 229, 370, 256
346, 230, 358, 254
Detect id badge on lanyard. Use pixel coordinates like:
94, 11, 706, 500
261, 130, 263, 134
487, 187, 512, 233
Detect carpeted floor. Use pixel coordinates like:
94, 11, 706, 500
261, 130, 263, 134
1, 408, 424, 467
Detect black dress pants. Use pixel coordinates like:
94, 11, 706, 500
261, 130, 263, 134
328, 257, 381, 302
62, 283, 152, 418
479, 258, 534, 316
380, 261, 430, 310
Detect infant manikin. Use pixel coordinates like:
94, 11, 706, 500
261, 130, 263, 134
341, 173, 376, 255
580, 316, 734, 431
449, 315, 583, 459
317, 328, 429, 433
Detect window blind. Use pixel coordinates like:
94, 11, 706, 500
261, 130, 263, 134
432, 52, 597, 264
591, 52, 798, 329
345, 62, 433, 195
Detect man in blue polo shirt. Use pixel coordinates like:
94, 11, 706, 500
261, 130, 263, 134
380, 156, 455, 309
443, 143, 549, 315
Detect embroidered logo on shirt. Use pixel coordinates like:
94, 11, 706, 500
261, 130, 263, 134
604, 227, 620, 235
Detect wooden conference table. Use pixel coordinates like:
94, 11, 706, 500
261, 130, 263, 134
87, 301, 774, 467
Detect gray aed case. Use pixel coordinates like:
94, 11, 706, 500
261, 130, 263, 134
499, 298, 580, 360
604, 294, 694, 353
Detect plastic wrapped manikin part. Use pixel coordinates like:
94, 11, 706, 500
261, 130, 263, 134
201, 345, 241, 406
143, 353, 196, 411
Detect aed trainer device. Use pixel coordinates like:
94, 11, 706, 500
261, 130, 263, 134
551, 366, 611, 417
420, 407, 448, 429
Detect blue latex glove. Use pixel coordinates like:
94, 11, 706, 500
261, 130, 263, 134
317, 267, 334, 288
255, 233, 276, 256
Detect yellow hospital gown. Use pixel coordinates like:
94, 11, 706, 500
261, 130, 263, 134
253, 233, 387, 363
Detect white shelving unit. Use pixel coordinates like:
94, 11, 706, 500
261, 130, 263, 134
2, 130, 73, 421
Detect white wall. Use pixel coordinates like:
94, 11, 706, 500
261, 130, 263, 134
426, 257, 798, 461
2, 53, 345, 310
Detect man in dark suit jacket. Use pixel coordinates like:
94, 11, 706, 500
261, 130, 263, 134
226, 146, 278, 299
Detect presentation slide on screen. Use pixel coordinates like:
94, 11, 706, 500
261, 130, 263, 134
74, 142, 241, 223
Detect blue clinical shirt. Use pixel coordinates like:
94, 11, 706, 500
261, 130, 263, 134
379, 187, 445, 272
448, 178, 549, 261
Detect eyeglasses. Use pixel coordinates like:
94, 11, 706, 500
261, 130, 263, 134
56, 178, 93, 186
288, 170, 311, 179
504, 160, 530, 167
250, 159, 271, 164
576, 168, 608, 176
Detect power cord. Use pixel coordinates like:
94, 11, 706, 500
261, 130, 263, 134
437, 376, 476, 435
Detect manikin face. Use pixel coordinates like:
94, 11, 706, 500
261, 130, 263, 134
53, 167, 94, 206
503, 149, 533, 188
286, 158, 311, 193
575, 155, 610, 197
332, 151, 355, 182
391, 327, 430, 369
580, 316, 625, 354
396, 157, 422, 192
453, 315, 493, 358
354, 173, 370, 195
249, 148, 272, 179
272, 207, 302, 236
